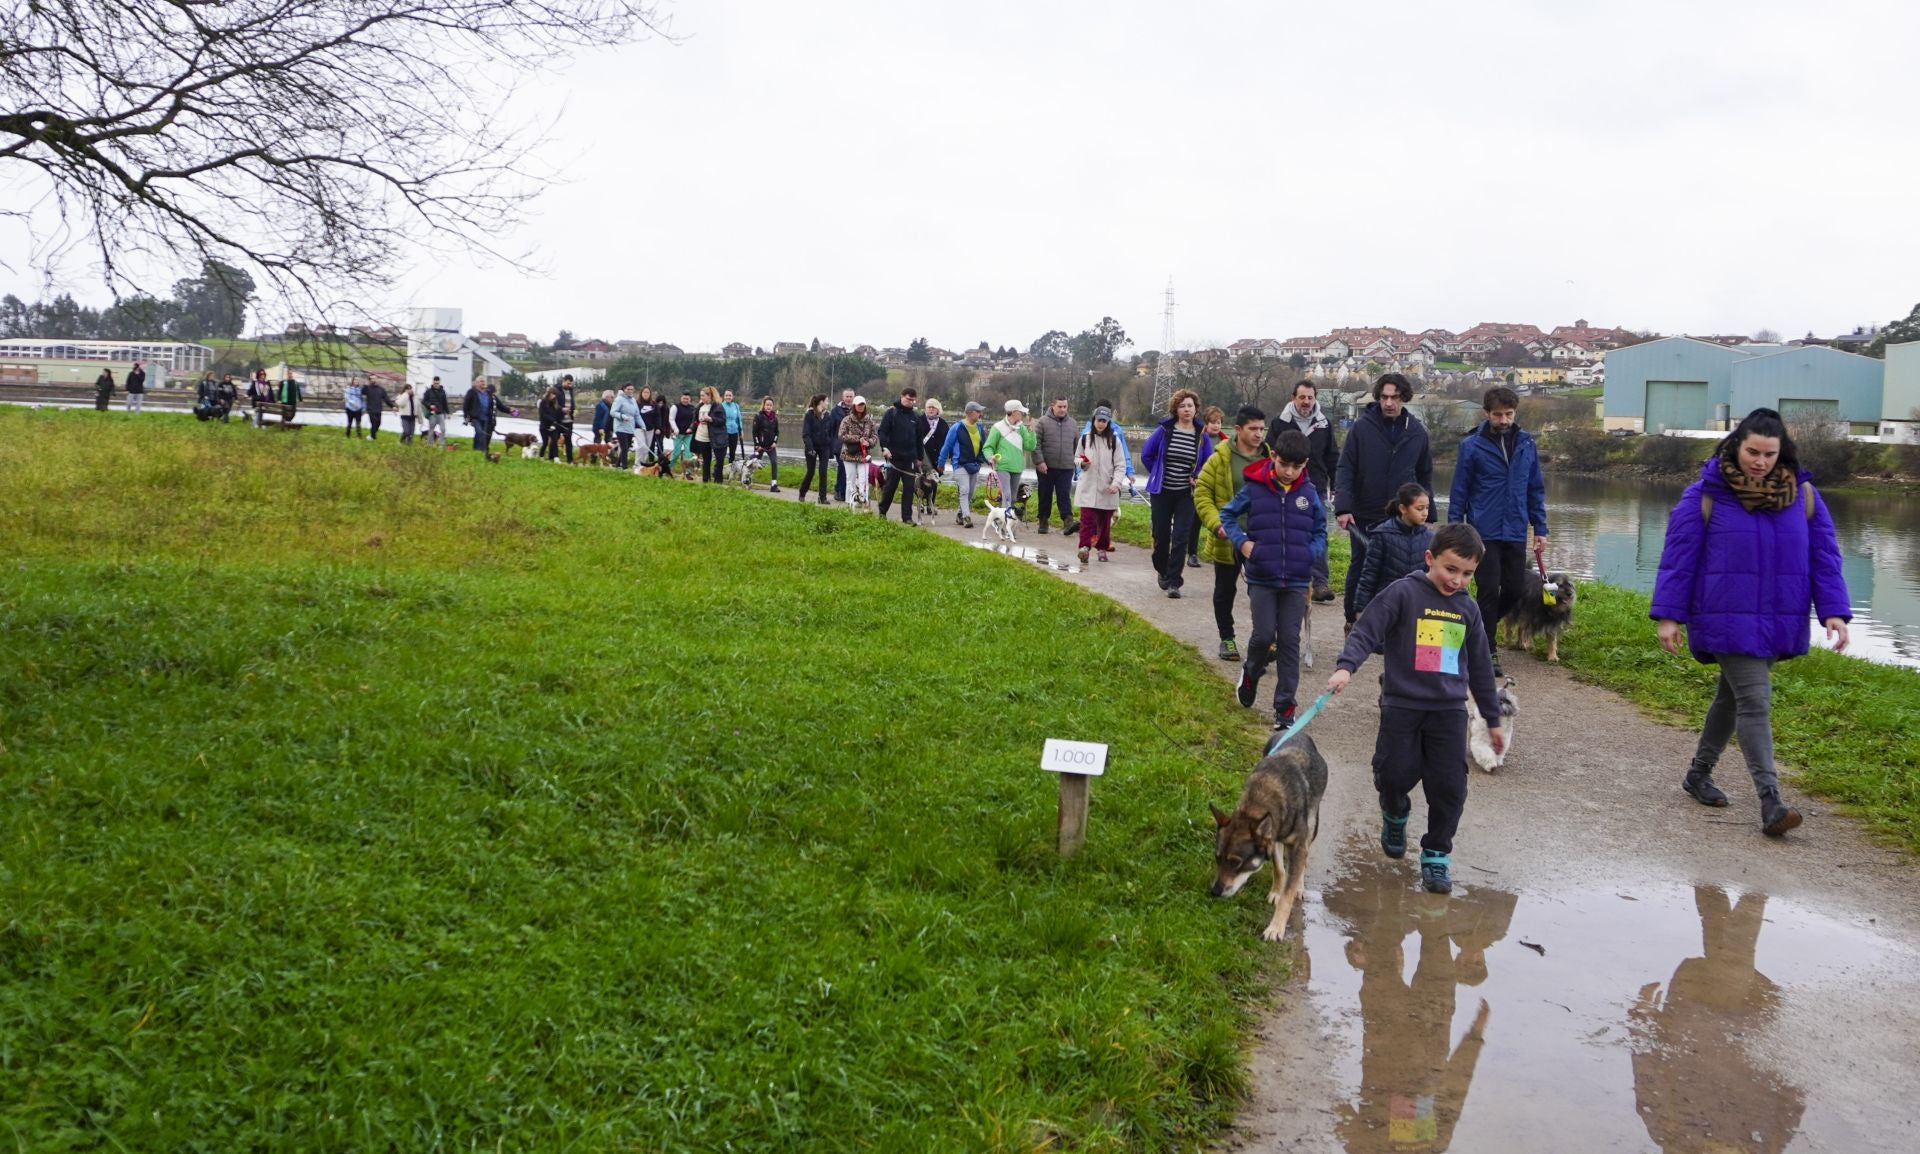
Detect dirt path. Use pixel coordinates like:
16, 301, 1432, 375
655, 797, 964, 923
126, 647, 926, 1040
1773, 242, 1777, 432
745, 484, 1920, 1153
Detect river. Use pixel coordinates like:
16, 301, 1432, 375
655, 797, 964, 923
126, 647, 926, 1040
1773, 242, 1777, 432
1435, 465, 1920, 670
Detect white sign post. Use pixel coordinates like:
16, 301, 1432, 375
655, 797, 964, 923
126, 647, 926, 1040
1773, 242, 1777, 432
1040, 739, 1108, 856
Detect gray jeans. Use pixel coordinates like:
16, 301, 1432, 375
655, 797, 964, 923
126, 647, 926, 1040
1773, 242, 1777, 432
1691, 653, 1778, 796
954, 468, 979, 515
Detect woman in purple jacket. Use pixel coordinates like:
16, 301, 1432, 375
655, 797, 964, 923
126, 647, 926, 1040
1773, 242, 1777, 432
1650, 408, 1850, 837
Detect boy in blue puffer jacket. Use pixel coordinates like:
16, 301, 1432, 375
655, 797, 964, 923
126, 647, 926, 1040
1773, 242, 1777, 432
1448, 385, 1548, 674
1220, 429, 1327, 729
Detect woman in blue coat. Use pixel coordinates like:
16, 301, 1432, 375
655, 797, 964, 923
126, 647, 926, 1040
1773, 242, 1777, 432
1650, 408, 1850, 837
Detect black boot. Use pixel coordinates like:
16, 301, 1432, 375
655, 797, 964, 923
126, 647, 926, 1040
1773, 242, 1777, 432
1759, 789, 1802, 837
1682, 766, 1729, 808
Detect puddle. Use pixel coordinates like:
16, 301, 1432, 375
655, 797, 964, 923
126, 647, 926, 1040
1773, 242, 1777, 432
967, 539, 1081, 573
1289, 835, 1919, 1152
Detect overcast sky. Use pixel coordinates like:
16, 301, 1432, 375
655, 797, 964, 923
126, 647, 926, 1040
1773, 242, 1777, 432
11, 0, 1919, 352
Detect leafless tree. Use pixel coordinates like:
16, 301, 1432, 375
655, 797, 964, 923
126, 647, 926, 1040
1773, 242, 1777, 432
1, 1, 668, 317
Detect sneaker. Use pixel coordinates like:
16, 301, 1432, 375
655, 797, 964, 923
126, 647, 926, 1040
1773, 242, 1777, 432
1097, 551, 1109, 562
1420, 852, 1453, 894
963, 516, 974, 529
1271, 703, 1295, 731
1236, 664, 1258, 708
1682, 768, 1730, 808
1157, 573, 1169, 591
1038, 522, 1050, 534
769, 484, 780, 493
1380, 813, 1408, 859
1167, 587, 1183, 599
1759, 790, 1803, 837
1312, 583, 1335, 603
1186, 554, 1201, 568
1218, 638, 1239, 662
1077, 546, 1090, 564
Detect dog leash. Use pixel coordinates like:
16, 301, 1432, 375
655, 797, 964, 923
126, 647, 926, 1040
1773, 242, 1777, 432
1265, 690, 1334, 755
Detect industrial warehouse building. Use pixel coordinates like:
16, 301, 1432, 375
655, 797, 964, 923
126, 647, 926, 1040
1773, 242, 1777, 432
1884, 341, 1920, 444
1603, 336, 1884, 436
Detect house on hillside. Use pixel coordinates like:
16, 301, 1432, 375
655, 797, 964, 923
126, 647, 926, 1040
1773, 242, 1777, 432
721, 342, 754, 360
576, 339, 613, 360
1604, 336, 1883, 434
771, 341, 808, 356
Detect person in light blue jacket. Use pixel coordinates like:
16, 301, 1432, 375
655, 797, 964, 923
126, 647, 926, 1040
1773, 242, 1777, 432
342, 377, 366, 438
611, 384, 641, 469
1447, 385, 1547, 670
722, 389, 744, 466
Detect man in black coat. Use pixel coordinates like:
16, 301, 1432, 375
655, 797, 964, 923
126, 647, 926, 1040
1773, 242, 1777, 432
1269, 379, 1342, 601
125, 359, 147, 414
875, 386, 929, 525
1332, 373, 1433, 630
827, 386, 854, 503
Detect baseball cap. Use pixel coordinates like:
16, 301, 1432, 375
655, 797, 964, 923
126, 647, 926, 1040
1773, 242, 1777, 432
1005, 399, 1028, 414
852, 395, 868, 406
964, 401, 984, 413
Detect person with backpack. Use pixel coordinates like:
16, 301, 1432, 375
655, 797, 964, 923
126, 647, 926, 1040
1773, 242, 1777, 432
124, 360, 146, 414
1073, 405, 1129, 563
1333, 373, 1433, 633
343, 376, 367, 437
1448, 385, 1548, 676
938, 401, 991, 527
1652, 408, 1850, 838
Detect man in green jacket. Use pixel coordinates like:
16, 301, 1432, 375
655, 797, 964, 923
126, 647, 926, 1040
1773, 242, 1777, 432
1193, 405, 1269, 661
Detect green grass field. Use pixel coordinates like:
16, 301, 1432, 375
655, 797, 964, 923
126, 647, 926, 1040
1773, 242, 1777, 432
0, 408, 1284, 1152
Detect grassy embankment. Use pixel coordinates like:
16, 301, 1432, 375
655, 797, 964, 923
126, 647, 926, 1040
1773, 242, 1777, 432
0, 408, 1282, 1152
1516, 585, 1919, 850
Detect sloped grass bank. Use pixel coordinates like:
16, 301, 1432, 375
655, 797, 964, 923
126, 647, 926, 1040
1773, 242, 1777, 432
0, 409, 1277, 1152
1536, 582, 1919, 850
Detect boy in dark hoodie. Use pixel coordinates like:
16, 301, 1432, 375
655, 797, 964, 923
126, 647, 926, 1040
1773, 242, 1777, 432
1220, 429, 1327, 730
1328, 523, 1504, 896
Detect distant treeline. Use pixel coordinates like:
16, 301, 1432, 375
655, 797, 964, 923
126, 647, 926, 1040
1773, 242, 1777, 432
589, 354, 888, 404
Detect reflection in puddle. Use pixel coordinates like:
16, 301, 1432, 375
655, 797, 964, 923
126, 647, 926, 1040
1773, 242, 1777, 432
967, 539, 1081, 573
1300, 836, 1913, 1152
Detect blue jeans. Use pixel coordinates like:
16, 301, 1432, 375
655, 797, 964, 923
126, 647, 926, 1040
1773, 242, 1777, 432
472, 420, 492, 452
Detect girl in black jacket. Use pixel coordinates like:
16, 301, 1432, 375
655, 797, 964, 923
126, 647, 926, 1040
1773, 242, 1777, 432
799, 393, 832, 504
538, 387, 565, 461
1354, 483, 1434, 619
752, 397, 781, 492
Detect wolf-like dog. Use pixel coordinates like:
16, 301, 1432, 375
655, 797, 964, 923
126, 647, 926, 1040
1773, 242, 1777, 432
1502, 571, 1577, 662
1209, 732, 1330, 941
1468, 677, 1518, 773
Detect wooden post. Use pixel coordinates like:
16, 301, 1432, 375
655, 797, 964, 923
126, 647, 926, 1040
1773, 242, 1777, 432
1057, 772, 1089, 856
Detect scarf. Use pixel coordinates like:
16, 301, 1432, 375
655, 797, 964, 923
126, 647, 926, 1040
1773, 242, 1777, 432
1288, 402, 1325, 435
1717, 456, 1798, 513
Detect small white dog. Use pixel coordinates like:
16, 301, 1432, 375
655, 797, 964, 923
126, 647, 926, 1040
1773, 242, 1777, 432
521, 445, 538, 460
981, 504, 1019, 543
1468, 677, 1518, 772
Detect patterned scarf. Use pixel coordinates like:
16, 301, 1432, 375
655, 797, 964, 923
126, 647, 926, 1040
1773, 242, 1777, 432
1717, 456, 1798, 513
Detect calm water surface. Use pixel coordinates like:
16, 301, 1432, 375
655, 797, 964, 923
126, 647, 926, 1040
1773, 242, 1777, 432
1435, 466, 1920, 670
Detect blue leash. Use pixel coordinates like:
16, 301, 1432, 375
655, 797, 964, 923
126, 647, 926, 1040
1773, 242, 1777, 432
1264, 690, 1334, 757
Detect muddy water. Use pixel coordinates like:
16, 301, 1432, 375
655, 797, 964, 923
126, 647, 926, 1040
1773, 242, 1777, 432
966, 539, 1083, 573
1281, 835, 1918, 1153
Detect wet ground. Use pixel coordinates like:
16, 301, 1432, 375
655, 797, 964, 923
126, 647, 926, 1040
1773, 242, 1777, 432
755, 484, 1920, 1152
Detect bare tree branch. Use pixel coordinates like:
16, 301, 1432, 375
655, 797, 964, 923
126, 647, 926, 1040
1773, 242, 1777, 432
1, 0, 671, 322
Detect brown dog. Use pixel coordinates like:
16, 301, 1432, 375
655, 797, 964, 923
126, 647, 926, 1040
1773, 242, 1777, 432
501, 431, 538, 452
577, 442, 612, 466
1210, 733, 1329, 941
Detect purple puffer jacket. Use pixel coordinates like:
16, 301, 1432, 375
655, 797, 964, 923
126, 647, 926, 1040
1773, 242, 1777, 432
1650, 458, 1850, 663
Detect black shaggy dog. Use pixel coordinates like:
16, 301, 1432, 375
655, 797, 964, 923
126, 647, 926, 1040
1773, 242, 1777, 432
1502, 570, 1576, 662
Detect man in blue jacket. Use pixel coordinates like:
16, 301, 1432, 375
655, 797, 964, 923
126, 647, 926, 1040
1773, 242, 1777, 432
1334, 373, 1433, 633
1447, 385, 1548, 674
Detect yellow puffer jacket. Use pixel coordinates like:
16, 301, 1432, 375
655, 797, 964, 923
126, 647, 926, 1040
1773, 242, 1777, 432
1193, 441, 1264, 566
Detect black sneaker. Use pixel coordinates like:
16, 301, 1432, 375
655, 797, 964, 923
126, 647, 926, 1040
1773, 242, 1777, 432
1218, 638, 1239, 662
1157, 573, 1169, 591
1420, 852, 1453, 894
1037, 522, 1050, 534
1271, 704, 1295, 731
1236, 664, 1258, 708
1312, 583, 1335, 603
1186, 554, 1201, 568
1760, 790, 1803, 837
1682, 768, 1730, 808
1380, 812, 1408, 859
